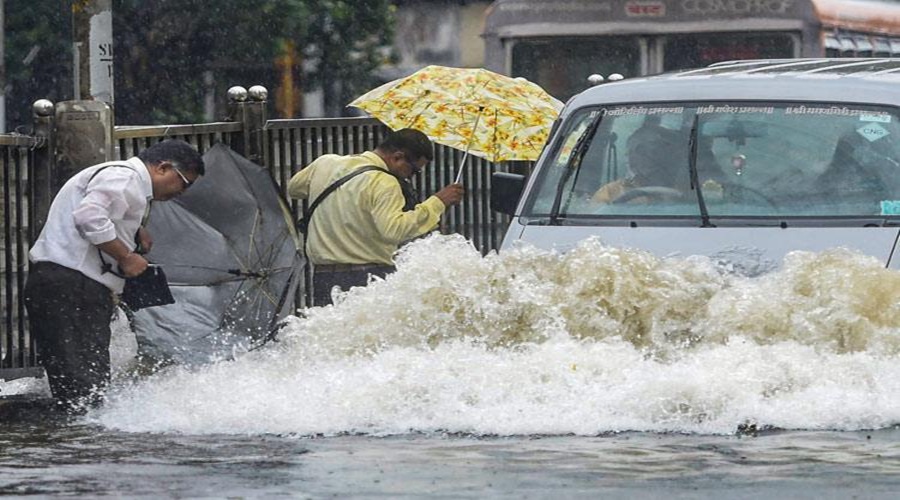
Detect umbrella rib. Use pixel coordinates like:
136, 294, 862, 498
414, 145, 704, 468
166, 266, 295, 287
252, 220, 287, 271
214, 272, 278, 332
235, 270, 280, 306
229, 208, 269, 278
245, 209, 262, 270
406, 101, 433, 129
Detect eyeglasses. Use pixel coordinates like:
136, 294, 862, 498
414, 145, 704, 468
401, 153, 424, 175
172, 165, 194, 189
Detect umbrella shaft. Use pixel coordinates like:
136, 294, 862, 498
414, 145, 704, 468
454, 151, 470, 184
454, 108, 483, 184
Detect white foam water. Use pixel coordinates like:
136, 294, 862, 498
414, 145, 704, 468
90, 234, 900, 436
1, 307, 136, 398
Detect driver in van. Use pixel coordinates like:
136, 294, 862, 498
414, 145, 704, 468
592, 126, 691, 203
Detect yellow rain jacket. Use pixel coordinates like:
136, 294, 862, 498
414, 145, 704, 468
287, 151, 445, 265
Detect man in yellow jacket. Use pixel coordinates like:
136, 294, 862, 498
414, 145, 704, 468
288, 128, 464, 305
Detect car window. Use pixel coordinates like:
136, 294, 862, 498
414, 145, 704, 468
525, 102, 900, 220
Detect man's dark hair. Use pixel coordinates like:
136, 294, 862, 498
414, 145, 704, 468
378, 128, 434, 162
138, 139, 206, 176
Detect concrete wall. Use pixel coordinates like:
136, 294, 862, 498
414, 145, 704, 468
381, 1, 491, 81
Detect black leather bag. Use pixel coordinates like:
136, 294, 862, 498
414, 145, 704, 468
121, 265, 175, 311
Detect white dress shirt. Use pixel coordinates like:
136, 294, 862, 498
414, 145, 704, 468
29, 157, 153, 293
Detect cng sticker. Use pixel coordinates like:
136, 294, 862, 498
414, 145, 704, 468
881, 200, 900, 215
858, 123, 890, 142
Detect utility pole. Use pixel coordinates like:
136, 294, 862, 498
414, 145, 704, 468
72, 0, 114, 106
274, 40, 298, 118
57, 0, 114, 181
1, 0, 6, 133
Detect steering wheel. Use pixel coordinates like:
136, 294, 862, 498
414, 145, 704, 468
718, 182, 777, 208
611, 186, 684, 204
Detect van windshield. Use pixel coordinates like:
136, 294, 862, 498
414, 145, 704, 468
527, 102, 900, 221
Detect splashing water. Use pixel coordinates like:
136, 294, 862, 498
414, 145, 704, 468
91, 234, 900, 436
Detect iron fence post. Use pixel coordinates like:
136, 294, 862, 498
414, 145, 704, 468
226, 85, 248, 157
247, 85, 268, 167
30, 99, 56, 241
227, 85, 268, 165
53, 100, 113, 188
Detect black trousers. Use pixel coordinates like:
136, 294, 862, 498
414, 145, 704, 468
312, 265, 396, 306
23, 261, 115, 410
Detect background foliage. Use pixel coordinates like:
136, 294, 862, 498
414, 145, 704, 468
4, 0, 395, 126
4, 1, 71, 130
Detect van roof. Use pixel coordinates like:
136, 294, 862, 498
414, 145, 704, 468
568, 58, 900, 110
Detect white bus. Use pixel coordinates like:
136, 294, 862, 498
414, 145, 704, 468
483, 0, 900, 100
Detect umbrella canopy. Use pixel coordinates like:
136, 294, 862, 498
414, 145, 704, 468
132, 143, 304, 364
349, 65, 563, 164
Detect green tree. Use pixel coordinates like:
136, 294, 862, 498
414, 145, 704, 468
301, 1, 397, 116
112, 0, 396, 124
3, 1, 395, 127
4, 1, 71, 130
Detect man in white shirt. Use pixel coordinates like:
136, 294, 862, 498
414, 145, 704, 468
24, 139, 204, 411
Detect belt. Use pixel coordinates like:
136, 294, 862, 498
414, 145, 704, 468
313, 263, 392, 273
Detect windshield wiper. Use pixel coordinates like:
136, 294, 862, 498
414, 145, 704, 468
549, 109, 605, 225
688, 114, 714, 228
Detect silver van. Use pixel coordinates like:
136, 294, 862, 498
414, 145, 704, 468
492, 59, 900, 275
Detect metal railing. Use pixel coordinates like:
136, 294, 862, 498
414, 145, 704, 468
0, 135, 42, 377
115, 122, 242, 158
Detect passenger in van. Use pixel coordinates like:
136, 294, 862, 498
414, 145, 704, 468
815, 130, 895, 205
592, 126, 691, 203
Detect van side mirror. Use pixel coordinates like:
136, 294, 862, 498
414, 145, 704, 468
491, 172, 526, 215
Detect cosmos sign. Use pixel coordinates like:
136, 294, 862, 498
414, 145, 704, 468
681, 0, 795, 15
625, 1, 666, 17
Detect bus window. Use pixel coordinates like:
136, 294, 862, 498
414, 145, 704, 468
511, 37, 640, 101
854, 35, 874, 57
872, 37, 891, 57
825, 34, 842, 57
663, 33, 795, 72
838, 35, 856, 56
890, 39, 900, 56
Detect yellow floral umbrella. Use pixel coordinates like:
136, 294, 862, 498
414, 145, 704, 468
349, 65, 563, 181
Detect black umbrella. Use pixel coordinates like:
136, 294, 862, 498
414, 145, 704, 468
131, 143, 304, 364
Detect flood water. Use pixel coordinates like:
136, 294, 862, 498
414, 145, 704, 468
3, 422, 900, 498
4, 235, 900, 497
